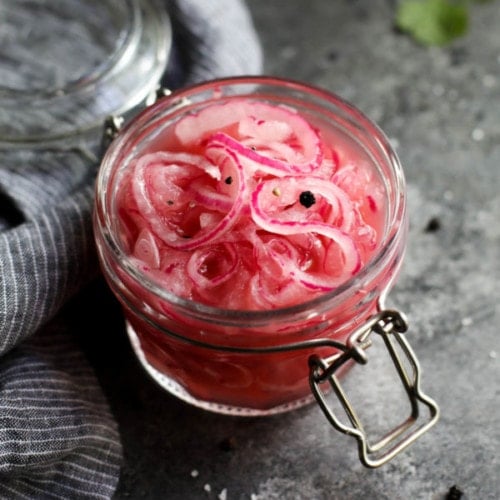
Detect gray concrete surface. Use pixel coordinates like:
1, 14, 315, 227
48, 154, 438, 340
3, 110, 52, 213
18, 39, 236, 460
104, 1, 500, 498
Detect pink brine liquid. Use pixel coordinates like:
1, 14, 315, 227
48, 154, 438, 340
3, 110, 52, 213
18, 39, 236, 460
109, 96, 391, 412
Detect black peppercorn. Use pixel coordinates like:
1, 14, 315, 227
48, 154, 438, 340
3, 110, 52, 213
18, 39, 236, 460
299, 190, 316, 208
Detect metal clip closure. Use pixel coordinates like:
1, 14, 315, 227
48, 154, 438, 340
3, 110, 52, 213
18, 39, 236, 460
100, 86, 173, 155
100, 115, 124, 155
309, 309, 440, 468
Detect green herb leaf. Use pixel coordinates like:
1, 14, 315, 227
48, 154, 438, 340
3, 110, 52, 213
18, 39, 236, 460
396, 0, 469, 46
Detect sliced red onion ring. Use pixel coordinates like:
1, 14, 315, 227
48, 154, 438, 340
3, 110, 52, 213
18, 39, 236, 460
255, 233, 356, 293
238, 115, 293, 142
250, 180, 361, 281
188, 179, 234, 213
249, 175, 356, 230
208, 129, 323, 174
187, 242, 239, 289
133, 228, 160, 269
175, 100, 323, 173
133, 148, 245, 251
207, 132, 295, 177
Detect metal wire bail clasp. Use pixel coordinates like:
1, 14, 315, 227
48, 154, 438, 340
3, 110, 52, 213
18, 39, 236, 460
100, 86, 174, 155
309, 308, 440, 468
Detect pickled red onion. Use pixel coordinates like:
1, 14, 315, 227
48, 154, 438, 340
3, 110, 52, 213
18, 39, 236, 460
252, 233, 357, 292
133, 228, 160, 269
175, 100, 323, 173
250, 181, 361, 282
187, 242, 238, 289
132, 147, 246, 251
118, 99, 384, 309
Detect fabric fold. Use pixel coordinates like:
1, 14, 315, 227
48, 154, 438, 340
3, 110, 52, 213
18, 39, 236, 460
165, 0, 262, 85
0, 320, 122, 499
0, 182, 97, 356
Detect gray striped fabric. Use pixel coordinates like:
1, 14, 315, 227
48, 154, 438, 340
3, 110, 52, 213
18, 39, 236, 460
0, 1, 262, 498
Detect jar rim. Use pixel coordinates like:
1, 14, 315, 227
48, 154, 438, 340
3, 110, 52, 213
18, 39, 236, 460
0, 0, 171, 145
96, 76, 407, 324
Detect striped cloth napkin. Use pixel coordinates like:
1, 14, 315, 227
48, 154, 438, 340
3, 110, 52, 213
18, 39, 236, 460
0, 1, 262, 497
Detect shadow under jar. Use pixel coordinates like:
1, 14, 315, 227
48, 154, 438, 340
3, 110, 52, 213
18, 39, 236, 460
93, 76, 439, 468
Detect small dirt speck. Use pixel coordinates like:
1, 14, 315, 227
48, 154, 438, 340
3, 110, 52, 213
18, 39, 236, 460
425, 216, 441, 233
218, 436, 237, 452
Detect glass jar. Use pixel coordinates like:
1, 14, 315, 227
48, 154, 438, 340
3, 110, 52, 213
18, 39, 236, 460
93, 76, 439, 467
0, 0, 170, 146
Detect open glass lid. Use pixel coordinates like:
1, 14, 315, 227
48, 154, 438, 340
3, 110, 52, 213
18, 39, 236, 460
0, 0, 171, 146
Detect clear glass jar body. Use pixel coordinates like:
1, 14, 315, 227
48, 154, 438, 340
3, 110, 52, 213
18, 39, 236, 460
93, 77, 408, 415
